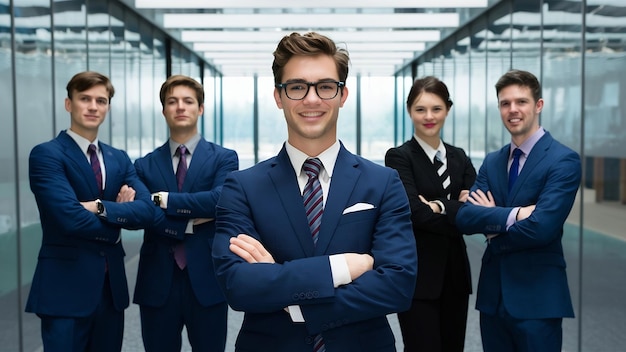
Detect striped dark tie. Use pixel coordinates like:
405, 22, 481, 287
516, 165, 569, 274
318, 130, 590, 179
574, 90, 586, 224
302, 158, 326, 352
88, 144, 103, 195
434, 151, 451, 199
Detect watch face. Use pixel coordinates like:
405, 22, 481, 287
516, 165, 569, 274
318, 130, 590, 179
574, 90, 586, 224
153, 194, 160, 206
96, 200, 104, 214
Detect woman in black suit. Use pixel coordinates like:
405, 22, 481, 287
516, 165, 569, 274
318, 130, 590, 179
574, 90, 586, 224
385, 76, 476, 352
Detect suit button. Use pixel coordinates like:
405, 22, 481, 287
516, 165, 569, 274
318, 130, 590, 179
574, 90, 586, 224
304, 336, 314, 345
99, 251, 106, 257
292, 293, 299, 301
306, 292, 313, 299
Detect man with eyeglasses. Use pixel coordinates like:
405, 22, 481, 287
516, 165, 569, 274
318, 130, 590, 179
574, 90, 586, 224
212, 32, 417, 352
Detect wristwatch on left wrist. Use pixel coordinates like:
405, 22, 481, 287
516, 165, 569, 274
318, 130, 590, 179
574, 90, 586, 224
95, 199, 104, 215
152, 192, 162, 206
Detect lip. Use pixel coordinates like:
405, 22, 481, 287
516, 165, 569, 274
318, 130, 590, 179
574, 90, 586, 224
423, 123, 436, 128
300, 111, 324, 120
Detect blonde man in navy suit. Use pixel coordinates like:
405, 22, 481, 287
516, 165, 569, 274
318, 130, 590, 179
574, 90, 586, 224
133, 75, 238, 351
26, 71, 155, 352
212, 32, 417, 352
385, 76, 476, 351
457, 70, 581, 351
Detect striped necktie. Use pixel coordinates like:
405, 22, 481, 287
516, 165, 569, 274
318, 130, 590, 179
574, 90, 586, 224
302, 158, 326, 352
434, 151, 451, 200
88, 144, 103, 195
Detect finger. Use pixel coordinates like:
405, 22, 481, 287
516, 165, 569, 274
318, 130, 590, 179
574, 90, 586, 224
229, 243, 255, 263
418, 195, 429, 204
237, 234, 271, 257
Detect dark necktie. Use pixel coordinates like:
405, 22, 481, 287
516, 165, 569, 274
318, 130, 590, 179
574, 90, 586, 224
174, 145, 188, 269
434, 151, 451, 199
88, 144, 103, 195
176, 145, 188, 192
302, 158, 326, 352
508, 148, 523, 192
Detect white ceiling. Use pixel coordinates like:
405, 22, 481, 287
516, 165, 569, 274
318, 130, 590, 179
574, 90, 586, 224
130, 0, 491, 76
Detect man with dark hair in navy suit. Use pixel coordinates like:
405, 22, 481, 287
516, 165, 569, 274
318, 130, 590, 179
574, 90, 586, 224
212, 32, 417, 352
27, 71, 155, 352
457, 69, 581, 352
133, 75, 238, 352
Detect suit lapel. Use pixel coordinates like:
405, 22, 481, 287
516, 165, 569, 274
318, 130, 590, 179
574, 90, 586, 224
315, 145, 360, 255
99, 143, 121, 200
184, 139, 210, 191
58, 131, 101, 199
409, 138, 447, 194
508, 133, 552, 200
268, 148, 315, 256
154, 143, 178, 191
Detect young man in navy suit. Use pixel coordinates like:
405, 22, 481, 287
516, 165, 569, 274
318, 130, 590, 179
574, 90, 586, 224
26, 71, 155, 352
212, 32, 417, 352
133, 75, 238, 351
456, 69, 582, 351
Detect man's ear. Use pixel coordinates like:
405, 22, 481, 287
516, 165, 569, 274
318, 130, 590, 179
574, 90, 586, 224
274, 88, 283, 109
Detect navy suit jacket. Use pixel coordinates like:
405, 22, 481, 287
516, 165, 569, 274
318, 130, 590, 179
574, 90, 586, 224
385, 138, 475, 299
456, 131, 581, 319
133, 138, 238, 307
26, 130, 154, 317
212, 144, 417, 352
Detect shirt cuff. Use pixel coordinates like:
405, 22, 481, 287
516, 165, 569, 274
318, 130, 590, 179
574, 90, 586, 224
506, 207, 520, 230
287, 305, 305, 322
160, 192, 169, 209
432, 200, 446, 214
330, 254, 352, 288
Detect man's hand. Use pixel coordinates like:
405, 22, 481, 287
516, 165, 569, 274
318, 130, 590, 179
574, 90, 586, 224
116, 185, 135, 203
344, 253, 374, 281
230, 234, 275, 263
516, 204, 536, 221
467, 189, 495, 207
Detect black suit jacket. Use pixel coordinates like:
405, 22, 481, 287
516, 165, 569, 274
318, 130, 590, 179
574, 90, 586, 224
385, 138, 475, 299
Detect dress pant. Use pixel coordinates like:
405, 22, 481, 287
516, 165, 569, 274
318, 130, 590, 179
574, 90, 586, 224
40, 274, 124, 352
140, 264, 228, 352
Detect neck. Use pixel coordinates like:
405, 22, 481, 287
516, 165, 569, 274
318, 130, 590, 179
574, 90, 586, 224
69, 126, 97, 143
170, 128, 198, 145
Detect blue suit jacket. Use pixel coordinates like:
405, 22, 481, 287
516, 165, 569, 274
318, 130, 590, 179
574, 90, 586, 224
133, 138, 238, 307
212, 144, 417, 352
26, 130, 154, 317
456, 131, 581, 319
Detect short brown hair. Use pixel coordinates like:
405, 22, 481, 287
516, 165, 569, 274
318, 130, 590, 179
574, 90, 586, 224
272, 32, 350, 86
406, 76, 453, 113
66, 71, 114, 102
495, 69, 542, 102
159, 75, 205, 108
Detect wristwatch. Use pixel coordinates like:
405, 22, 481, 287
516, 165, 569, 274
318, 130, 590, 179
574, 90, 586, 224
152, 192, 162, 206
95, 199, 104, 215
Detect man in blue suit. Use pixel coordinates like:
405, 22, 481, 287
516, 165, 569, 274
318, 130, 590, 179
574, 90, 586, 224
456, 69, 581, 351
26, 71, 155, 352
133, 75, 238, 351
212, 32, 417, 352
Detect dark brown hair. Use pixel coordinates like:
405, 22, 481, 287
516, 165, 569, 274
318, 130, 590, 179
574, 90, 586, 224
495, 69, 542, 102
66, 71, 114, 102
406, 76, 453, 112
272, 32, 350, 86
159, 75, 205, 108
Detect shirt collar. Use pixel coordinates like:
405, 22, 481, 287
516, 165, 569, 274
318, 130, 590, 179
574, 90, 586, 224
169, 134, 201, 157
510, 127, 545, 158
413, 134, 445, 163
286, 140, 340, 180
66, 129, 99, 155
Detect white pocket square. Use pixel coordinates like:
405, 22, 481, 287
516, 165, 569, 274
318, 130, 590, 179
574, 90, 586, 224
342, 202, 375, 214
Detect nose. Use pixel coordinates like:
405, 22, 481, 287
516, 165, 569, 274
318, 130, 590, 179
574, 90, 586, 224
302, 85, 321, 103
88, 99, 98, 110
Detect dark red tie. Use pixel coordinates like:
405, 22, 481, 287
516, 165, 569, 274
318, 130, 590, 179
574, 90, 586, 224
176, 145, 188, 192
88, 144, 103, 195
174, 145, 188, 269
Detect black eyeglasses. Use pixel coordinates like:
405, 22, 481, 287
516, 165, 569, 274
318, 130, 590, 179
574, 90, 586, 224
275, 81, 345, 100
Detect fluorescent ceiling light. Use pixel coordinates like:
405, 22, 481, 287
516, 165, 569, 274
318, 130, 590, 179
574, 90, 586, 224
203, 52, 415, 60
182, 30, 441, 43
138, 0, 488, 9
195, 42, 425, 52
164, 13, 459, 29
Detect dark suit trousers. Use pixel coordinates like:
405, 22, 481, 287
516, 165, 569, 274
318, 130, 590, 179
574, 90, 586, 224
139, 264, 228, 352
480, 300, 563, 352
397, 261, 469, 352
40, 274, 124, 352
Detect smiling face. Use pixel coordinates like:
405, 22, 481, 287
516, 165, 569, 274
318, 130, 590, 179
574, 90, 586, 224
274, 54, 348, 154
66, 84, 110, 141
497, 84, 543, 145
162, 85, 203, 135
409, 91, 449, 148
